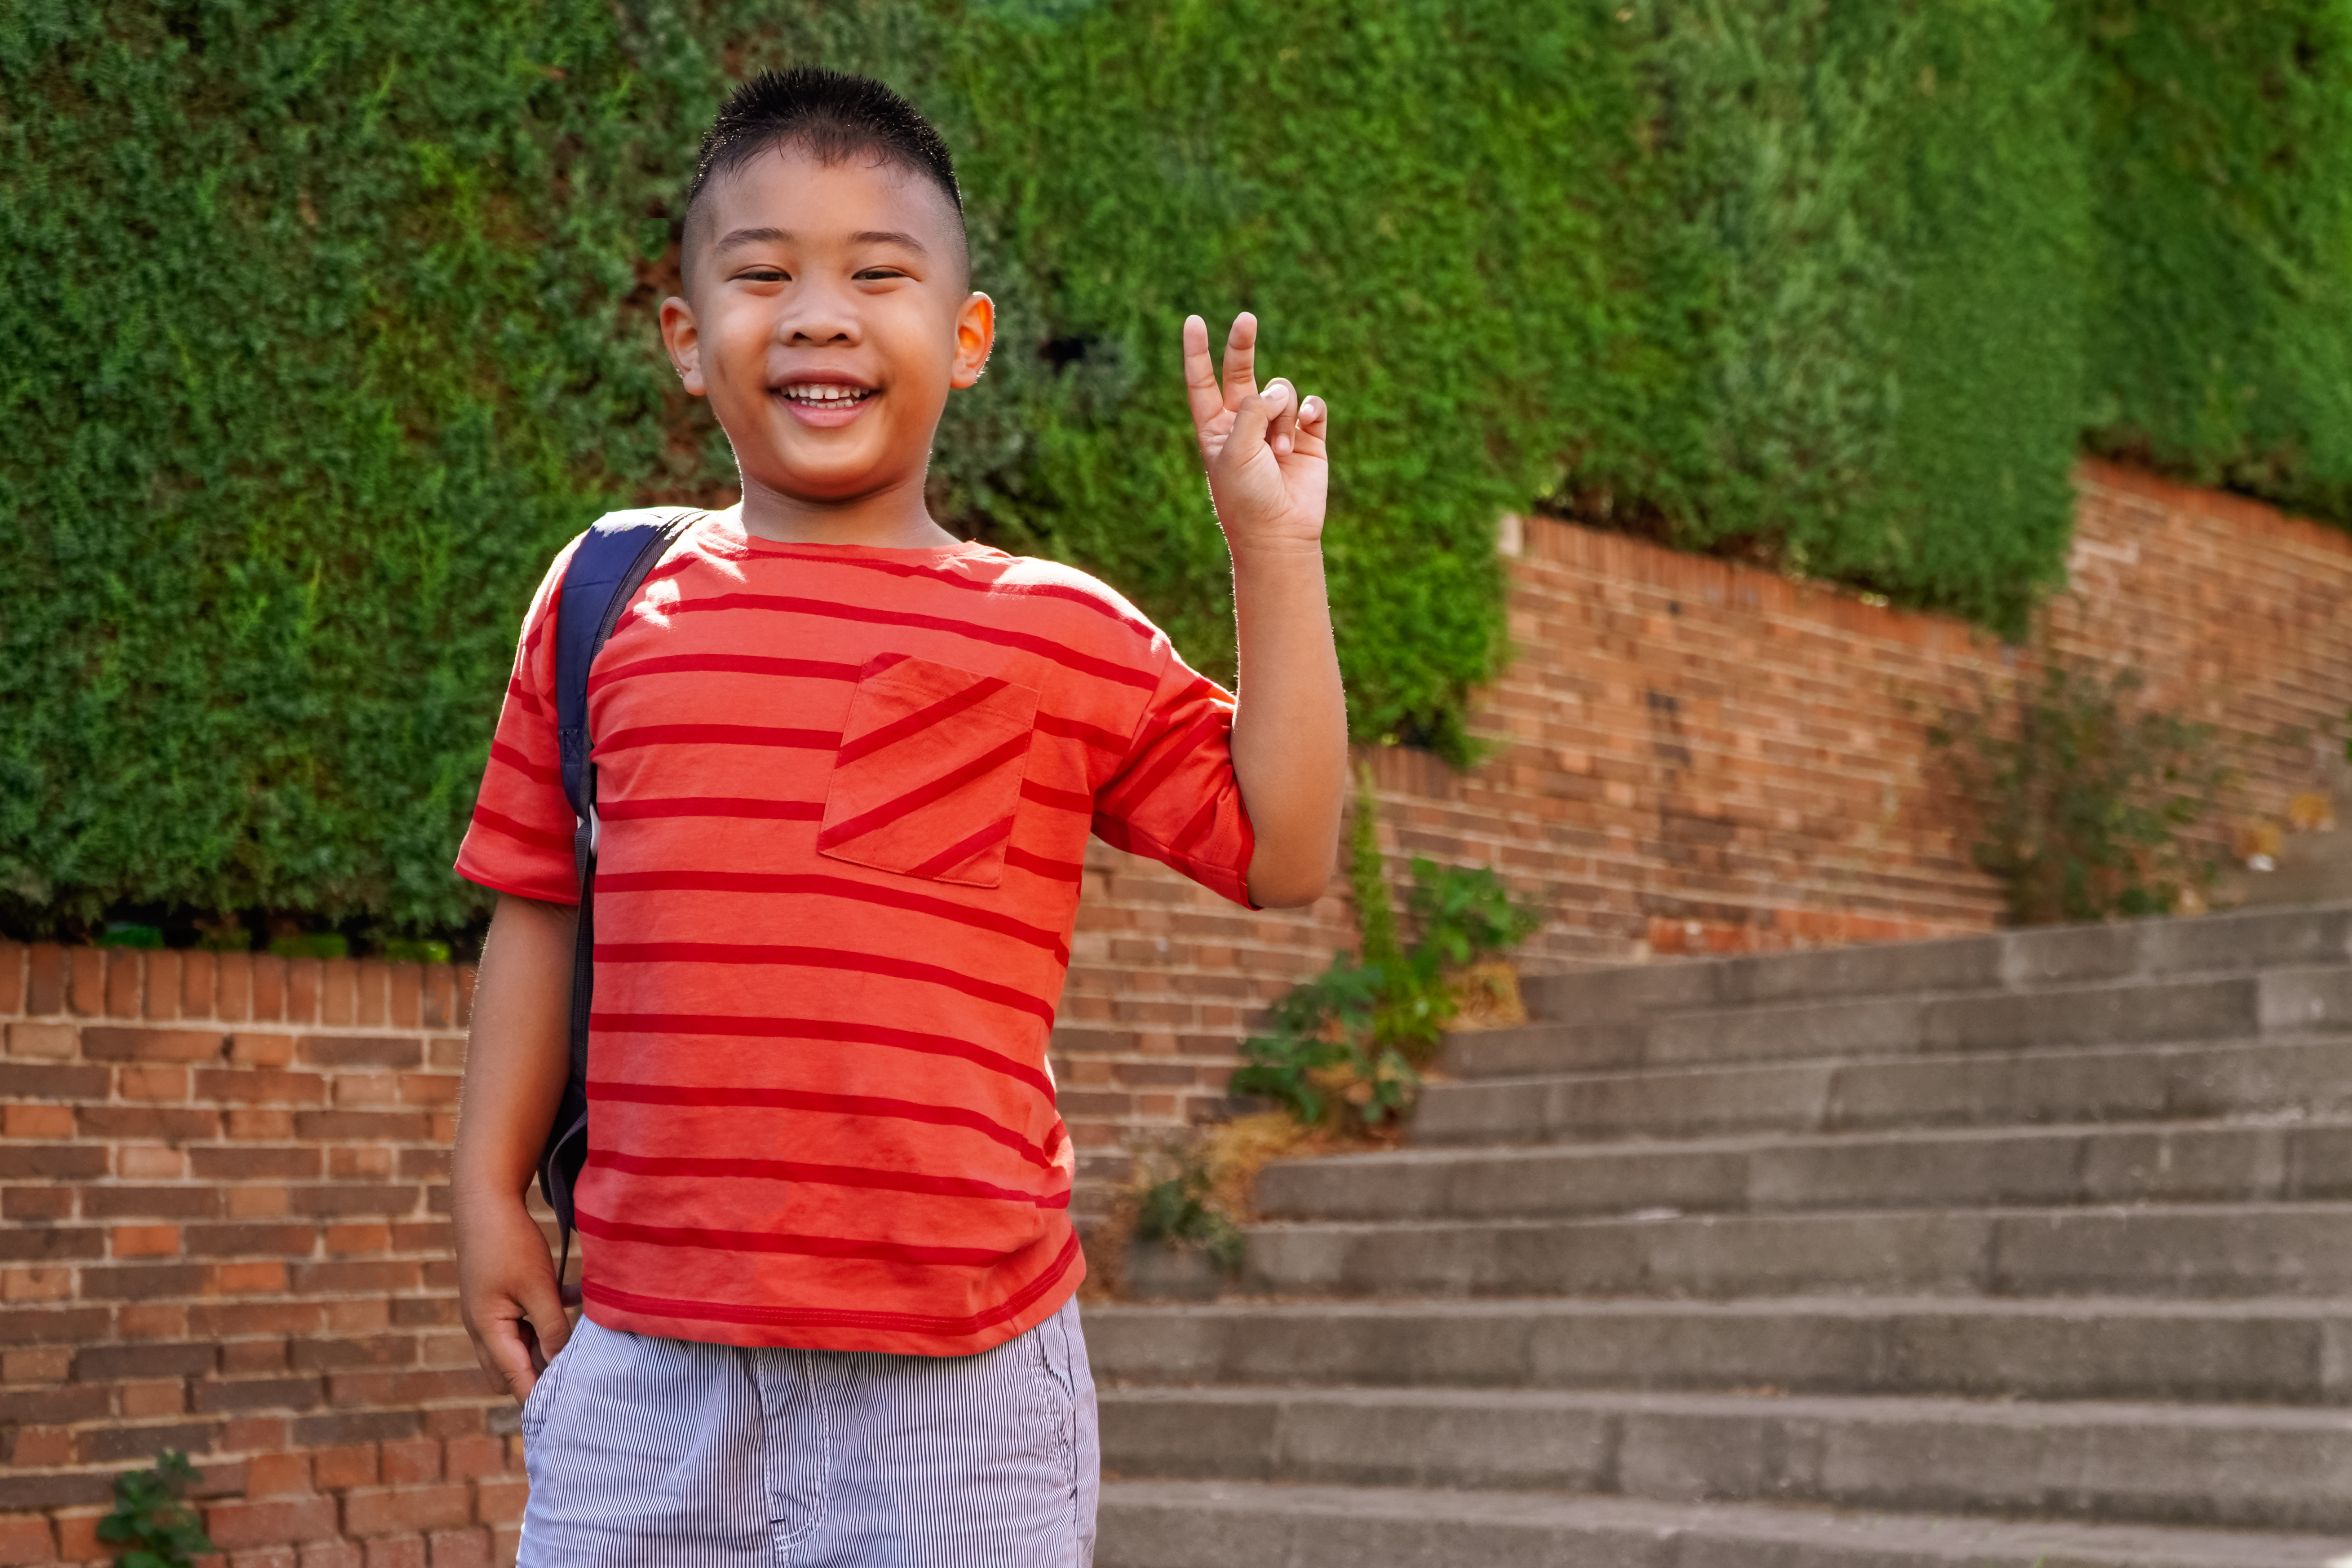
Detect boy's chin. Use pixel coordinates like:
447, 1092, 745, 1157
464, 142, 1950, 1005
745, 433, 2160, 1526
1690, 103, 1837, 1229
748, 459, 911, 506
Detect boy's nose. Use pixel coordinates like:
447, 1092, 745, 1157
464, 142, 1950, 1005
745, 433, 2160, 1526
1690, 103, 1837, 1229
777, 288, 861, 347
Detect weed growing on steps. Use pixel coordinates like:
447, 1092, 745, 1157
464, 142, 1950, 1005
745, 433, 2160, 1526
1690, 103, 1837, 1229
1128, 1140, 1247, 1274
1100, 1115, 1319, 1295
97, 1451, 213, 1568
1232, 767, 1544, 1131
1104, 771, 1547, 1297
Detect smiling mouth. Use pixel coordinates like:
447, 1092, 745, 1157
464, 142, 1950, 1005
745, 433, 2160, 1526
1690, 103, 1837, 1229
777, 382, 876, 407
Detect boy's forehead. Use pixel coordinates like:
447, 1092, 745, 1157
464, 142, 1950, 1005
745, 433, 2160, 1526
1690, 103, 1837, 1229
694, 144, 963, 262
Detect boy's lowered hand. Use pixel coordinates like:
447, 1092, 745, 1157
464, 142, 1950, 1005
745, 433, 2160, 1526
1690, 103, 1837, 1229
456, 1192, 570, 1402
1184, 313, 1347, 909
1185, 312, 1328, 561
453, 894, 579, 1402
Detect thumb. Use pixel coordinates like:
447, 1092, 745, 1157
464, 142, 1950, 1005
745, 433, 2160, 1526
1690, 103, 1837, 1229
483, 1273, 571, 1402
1217, 381, 1290, 472
521, 1268, 573, 1365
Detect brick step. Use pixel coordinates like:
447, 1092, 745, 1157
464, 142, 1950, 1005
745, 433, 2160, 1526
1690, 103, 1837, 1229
1084, 1297, 2352, 1405
1099, 1387, 2352, 1533
1515, 904, 2352, 1027
1258, 1117, 2352, 1223
1243, 1202, 2352, 1300
1096, 1479, 2352, 1568
1413, 1034, 2352, 1147
1450, 967, 2352, 1080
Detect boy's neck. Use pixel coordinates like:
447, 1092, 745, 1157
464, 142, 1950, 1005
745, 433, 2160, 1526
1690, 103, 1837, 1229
736, 471, 962, 550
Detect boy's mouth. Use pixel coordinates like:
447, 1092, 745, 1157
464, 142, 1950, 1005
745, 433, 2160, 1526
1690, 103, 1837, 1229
774, 380, 878, 431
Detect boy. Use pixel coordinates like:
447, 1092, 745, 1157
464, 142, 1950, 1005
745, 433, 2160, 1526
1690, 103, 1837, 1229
450, 67, 1344, 1567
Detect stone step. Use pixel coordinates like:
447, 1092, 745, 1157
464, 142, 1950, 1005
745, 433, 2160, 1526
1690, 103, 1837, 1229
1517, 903, 2352, 1027
2239, 860, 2352, 907
1098, 1479, 2352, 1567
1099, 1387, 2352, 1533
1256, 1118, 2352, 1223
1243, 1202, 2352, 1300
2232, 837, 2352, 909
1413, 1034, 2352, 1147
1084, 1297, 2352, 1405
1450, 966, 2352, 1080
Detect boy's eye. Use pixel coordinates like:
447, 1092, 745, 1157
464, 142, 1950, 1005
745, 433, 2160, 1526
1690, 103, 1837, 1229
856, 268, 908, 281
741, 267, 789, 283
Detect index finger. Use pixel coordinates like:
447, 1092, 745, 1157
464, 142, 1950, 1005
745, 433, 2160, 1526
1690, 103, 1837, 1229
1182, 314, 1224, 433
1220, 313, 1259, 413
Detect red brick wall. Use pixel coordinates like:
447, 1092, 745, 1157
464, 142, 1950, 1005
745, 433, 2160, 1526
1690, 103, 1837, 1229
7, 461, 2351, 1561
0, 945, 522, 1568
2048, 463, 2352, 813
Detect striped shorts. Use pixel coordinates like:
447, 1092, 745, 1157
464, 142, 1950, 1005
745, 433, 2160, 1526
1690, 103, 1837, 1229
516, 1295, 1098, 1568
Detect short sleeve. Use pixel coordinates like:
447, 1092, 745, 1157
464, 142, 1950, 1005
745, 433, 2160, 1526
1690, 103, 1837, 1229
1090, 636, 1258, 909
454, 536, 587, 905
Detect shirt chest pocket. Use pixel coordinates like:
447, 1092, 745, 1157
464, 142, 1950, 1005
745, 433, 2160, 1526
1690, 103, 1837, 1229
817, 654, 1041, 888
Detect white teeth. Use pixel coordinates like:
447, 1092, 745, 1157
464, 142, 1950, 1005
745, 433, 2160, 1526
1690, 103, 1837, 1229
781, 383, 870, 405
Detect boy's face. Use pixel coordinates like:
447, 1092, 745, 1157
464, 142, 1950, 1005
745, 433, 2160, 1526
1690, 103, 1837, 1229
661, 146, 992, 509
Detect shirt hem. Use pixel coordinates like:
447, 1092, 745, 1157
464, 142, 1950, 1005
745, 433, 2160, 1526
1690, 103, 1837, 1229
578, 1244, 1086, 1356
452, 857, 580, 908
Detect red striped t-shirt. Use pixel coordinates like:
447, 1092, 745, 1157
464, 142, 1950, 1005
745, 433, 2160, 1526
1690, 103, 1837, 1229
455, 512, 1256, 1354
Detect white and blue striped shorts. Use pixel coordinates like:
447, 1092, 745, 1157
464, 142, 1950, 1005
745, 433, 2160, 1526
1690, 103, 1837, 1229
517, 1294, 1098, 1567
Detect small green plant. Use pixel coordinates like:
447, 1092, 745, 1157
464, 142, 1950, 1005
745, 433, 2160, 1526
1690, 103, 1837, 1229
1932, 661, 2237, 924
1232, 957, 1375, 1126
97, 1450, 214, 1568
1232, 768, 1546, 1129
1230, 952, 1417, 1127
1410, 860, 1547, 972
1129, 1141, 1245, 1273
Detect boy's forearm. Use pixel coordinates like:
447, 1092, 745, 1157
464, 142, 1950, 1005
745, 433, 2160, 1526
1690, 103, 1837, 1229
1231, 543, 1348, 908
452, 894, 578, 1214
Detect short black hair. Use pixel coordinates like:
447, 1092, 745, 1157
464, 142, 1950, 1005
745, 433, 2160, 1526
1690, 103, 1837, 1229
683, 68, 967, 279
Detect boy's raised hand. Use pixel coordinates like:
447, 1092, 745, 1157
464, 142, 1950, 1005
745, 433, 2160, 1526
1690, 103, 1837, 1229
1185, 313, 1328, 557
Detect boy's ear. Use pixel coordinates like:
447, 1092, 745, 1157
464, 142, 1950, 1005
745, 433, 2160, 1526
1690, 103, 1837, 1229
951, 292, 996, 391
659, 296, 706, 397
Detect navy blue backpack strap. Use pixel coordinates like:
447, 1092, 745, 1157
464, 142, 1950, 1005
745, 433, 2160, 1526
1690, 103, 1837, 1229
537, 508, 702, 1290
555, 509, 698, 821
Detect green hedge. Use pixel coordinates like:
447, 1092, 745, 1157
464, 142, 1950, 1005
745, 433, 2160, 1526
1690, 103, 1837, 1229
1586, 0, 2088, 633
4, 0, 2347, 942
2072, 0, 2352, 518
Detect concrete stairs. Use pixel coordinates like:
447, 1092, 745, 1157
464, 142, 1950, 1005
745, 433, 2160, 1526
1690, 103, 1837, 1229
1088, 904, 2352, 1566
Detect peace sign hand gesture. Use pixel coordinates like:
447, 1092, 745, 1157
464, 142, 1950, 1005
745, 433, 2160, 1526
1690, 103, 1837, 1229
1185, 312, 1329, 560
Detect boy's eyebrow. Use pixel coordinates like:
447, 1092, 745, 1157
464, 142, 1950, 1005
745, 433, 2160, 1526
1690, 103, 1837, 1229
714, 226, 931, 255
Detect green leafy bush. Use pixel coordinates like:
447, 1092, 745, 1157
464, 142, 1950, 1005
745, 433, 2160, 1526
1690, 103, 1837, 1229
97, 1451, 214, 1568
7, 0, 2348, 938
1932, 661, 2237, 923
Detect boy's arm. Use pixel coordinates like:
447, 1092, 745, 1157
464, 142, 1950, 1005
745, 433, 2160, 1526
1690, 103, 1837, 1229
451, 893, 577, 1400
1185, 313, 1348, 908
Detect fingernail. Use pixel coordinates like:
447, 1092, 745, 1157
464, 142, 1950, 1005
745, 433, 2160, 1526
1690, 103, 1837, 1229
1264, 381, 1288, 407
